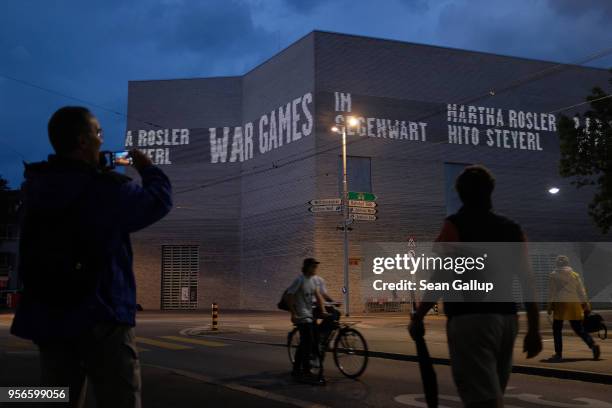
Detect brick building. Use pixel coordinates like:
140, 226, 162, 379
124, 31, 611, 312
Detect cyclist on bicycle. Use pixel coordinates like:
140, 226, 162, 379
286, 258, 328, 383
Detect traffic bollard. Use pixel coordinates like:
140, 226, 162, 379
212, 302, 219, 331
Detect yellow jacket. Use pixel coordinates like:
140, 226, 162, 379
547, 267, 589, 321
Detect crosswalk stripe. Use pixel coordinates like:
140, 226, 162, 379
2, 340, 35, 350
248, 324, 266, 333
135, 337, 193, 350
159, 335, 227, 347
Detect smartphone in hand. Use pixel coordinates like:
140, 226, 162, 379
113, 151, 133, 166
99, 151, 133, 169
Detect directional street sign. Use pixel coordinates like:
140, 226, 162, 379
348, 192, 377, 201
348, 199, 377, 208
351, 214, 377, 221
309, 205, 342, 213
349, 207, 377, 215
309, 198, 342, 206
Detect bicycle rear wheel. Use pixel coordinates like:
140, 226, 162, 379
287, 328, 299, 364
333, 327, 368, 378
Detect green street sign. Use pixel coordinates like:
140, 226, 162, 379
348, 191, 377, 201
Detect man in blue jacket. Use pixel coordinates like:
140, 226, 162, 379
11, 106, 172, 408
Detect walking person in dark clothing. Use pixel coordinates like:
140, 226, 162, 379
409, 165, 542, 408
11, 106, 172, 408
547, 255, 600, 361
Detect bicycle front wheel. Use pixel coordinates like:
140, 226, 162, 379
333, 327, 368, 378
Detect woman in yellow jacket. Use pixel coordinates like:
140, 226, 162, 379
547, 255, 600, 361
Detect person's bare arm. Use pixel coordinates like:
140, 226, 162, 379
286, 293, 298, 323
409, 220, 456, 339
314, 288, 327, 316
408, 301, 437, 339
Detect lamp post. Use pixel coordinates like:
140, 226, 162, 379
332, 116, 359, 316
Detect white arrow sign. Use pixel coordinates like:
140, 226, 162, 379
349, 200, 377, 208
309, 205, 342, 213
349, 207, 377, 215
309, 198, 342, 206
351, 214, 377, 221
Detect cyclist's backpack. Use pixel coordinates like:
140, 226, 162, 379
277, 289, 290, 311
277, 276, 304, 311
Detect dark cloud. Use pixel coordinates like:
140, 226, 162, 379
397, 0, 429, 12
547, 0, 612, 21
282, 0, 329, 13
150, 1, 276, 58
434, 0, 612, 65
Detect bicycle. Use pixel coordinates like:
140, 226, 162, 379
287, 317, 369, 379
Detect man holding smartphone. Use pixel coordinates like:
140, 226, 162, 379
11, 106, 172, 408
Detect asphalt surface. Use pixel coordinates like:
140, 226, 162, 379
1, 312, 611, 407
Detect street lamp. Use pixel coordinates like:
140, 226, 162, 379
331, 116, 359, 316
548, 187, 560, 195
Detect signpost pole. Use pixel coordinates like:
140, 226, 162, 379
341, 126, 350, 317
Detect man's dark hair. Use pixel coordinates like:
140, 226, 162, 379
302, 258, 320, 273
48, 106, 93, 154
455, 165, 495, 208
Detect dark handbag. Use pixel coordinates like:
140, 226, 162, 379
583, 313, 604, 333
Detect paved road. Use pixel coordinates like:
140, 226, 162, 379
1, 313, 611, 407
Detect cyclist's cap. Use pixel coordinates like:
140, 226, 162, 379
303, 258, 320, 267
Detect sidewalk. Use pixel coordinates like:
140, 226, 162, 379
353, 312, 611, 383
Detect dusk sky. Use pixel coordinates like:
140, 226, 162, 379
1, 0, 611, 188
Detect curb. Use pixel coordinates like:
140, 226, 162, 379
366, 350, 612, 385
511, 364, 612, 384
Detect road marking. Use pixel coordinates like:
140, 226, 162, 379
505, 393, 612, 408
0, 339, 36, 351
144, 364, 331, 408
160, 335, 227, 347
395, 392, 612, 407
249, 324, 266, 333
6, 339, 34, 347
5, 351, 39, 356
135, 337, 193, 350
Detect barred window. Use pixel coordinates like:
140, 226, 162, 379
161, 245, 199, 310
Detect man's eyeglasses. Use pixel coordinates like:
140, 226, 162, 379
96, 128, 104, 139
